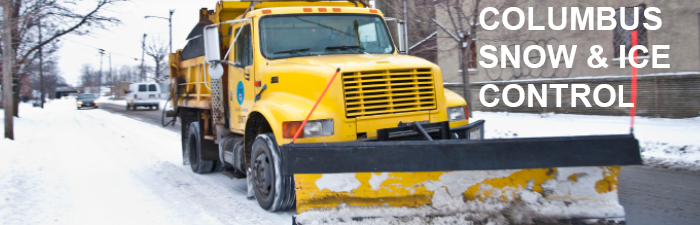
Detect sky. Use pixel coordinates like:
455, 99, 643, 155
57, 0, 379, 87
57, 0, 218, 86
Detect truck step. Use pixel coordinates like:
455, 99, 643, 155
222, 169, 246, 179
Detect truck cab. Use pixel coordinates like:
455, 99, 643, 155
214, 4, 467, 141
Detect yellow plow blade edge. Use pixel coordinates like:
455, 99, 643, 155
294, 166, 624, 224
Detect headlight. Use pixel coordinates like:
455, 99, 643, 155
283, 119, 334, 138
447, 106, 467, 121
77, 101, 83, 104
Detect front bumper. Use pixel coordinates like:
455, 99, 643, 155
280, 120, 640, 175
78, 102, 98, 108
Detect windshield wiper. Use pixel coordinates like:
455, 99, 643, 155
325, 45, 365, 53
273, 48, 310, 54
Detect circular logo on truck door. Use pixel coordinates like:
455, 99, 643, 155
236, 81, 244, 105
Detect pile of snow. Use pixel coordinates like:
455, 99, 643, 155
96, 97, 171, 109
471, 111, 700, 171
95, 97, 128, 106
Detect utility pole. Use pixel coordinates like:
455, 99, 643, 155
109, 53, 113, 98
402, 0, 409, 55
141, 33, 147, 82
3, 1, 14, 139
145, 9, 175, 53
39, 17, 44, 108
169, 9, 174, 53
98, 49, 105, 95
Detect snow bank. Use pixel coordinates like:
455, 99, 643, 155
471, 111, 700, 171
96, 97, 171, 109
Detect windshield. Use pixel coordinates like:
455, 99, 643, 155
259, 14, 395, 59
77, 94, 96, 100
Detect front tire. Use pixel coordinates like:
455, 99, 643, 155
186, 121, 215, 174
251, 133, 295, 211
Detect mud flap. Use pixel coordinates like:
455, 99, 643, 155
183, 148, 190, 166
282, 134, 641, 224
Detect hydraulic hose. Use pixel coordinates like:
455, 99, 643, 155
161, 99, 178, 127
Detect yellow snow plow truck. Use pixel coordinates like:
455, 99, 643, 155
166, 0, 641, 224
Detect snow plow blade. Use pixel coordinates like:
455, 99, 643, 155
282, 134, 641, 224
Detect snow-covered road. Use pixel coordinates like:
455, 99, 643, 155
0, 99, 294, 225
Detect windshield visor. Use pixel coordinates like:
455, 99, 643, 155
260, 14, 395, 59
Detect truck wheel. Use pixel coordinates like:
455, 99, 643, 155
251, 133, 295, 211
186, 121, 215, 174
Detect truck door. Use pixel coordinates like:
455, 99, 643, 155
228, 24, 255, 133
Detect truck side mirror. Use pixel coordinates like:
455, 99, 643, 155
203, 25, 224, 79
384, 17, 407, 54
397, 20, 407, 54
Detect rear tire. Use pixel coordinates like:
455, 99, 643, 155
186, 121, 215, 174
251, 133, 295, 211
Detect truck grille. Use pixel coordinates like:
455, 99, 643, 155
342, 68, 437, 118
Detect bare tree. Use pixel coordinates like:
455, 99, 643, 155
79, 64, 99, 94
145, 38, 168, 82
1, 0, 126, 139
29, 58, 65, 99
108, 64, 140, 98
429, 0, 517, 117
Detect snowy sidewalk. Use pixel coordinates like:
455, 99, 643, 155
0, 99, 292, 225
472, 111, 700, 171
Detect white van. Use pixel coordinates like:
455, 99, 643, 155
125, 82, 161, 110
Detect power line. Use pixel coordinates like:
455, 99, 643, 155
60, 38, 140, 61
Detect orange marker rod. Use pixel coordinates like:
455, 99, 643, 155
291, 68, 341, 144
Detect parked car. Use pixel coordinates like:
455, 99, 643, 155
76, 94, 98, 110
125, 82, 161, 110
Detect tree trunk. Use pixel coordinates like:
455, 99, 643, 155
460, 47, 473, 118
4, 1, 14, 139
39, 17, 45, 108
12, 90, 19, 117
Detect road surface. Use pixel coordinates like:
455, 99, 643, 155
98, 101, 181, 133
98, 101, 700, 225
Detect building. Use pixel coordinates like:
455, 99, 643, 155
437, 0, 700, 118
376, 0, 438, 63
